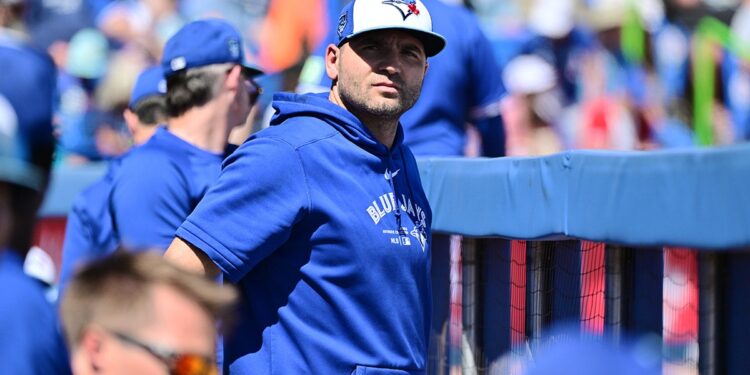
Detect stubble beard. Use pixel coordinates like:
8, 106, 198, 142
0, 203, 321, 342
339, 78, 421, 122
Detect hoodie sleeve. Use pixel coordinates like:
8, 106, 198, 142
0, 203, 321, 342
176, 136, 310, 282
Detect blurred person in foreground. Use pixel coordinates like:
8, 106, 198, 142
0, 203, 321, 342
521, 324, 661, 375
165, 0, 444, 372
60, 251, 236, 375
59, 65, 168, 296
297, 0, 506, 157
0, 22, 71, 373
109, 18, 263, 251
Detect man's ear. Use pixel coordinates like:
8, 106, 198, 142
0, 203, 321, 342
325, 44, 340, 82
225, 65, 243, 93
123, 108, 139, 137
77, 326, 108, 374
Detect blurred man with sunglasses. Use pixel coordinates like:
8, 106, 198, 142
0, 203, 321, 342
60, 251, 236, 375
108, 19, 263, 252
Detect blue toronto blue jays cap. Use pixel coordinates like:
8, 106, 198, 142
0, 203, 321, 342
161, 19, 263, 78
0, 41, 56, 191
336, 0, 446, 57
129, 66, 167, 109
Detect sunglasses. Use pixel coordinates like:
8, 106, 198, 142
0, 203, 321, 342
111, 331, 218, 375
245, 77, 262, 106
227, 66, 262, 106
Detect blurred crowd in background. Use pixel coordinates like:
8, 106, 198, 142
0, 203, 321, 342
6, 0, 750, 165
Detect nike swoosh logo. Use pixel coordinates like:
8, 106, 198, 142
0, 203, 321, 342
385, 169, 401, 180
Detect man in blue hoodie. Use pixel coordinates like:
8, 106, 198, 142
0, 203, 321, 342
165, 0, 445, 373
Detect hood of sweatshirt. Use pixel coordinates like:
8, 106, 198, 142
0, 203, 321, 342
269, 92, 422, 236
269, 92, 405, 157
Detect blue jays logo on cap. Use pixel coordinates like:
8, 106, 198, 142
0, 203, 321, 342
337, 12, 348, 38
335, 0, 445, 57
382, 0, 420, 21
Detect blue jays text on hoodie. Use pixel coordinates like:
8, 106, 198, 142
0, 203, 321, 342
109, 127, 227, 251
176, 92, 433, 374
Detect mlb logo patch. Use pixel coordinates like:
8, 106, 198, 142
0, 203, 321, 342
227, 39, 240, 58
400, 236, 411, 246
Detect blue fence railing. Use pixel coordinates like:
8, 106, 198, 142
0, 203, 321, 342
39, 144, 750, 374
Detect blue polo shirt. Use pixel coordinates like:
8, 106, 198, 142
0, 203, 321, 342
109, 127, 227, 251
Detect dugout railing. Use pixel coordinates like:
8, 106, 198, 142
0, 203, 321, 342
419, 144, 750, 375
33, 144, 750, 374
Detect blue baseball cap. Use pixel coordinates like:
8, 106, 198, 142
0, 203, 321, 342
0, 41, 57, 191
129, 66, 167, 109
161, 19, 263, 78
336, 0, 446, 57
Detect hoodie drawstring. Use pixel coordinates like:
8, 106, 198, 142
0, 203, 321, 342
387, 152, 405, 236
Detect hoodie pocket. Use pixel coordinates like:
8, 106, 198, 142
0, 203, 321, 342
351, 365, 425, 375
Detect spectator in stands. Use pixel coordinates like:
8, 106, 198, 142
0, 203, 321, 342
59, 65, 168, 295
519, 0, 598, 107
60, 251, 236, 375
562, 0, 640, 151
297, 0, 506, 157
96, 0, 184, 60
55, 27, 113, 163
502, 54, 565, 156
0, 17, 71, 373
109, 19, 262, 251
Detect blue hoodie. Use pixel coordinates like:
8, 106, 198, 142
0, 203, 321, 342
176, 92, 433, 374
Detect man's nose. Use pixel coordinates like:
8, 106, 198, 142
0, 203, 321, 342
376, 47, 403, 75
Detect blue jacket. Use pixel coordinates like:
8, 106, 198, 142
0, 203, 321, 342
0, 250, 71, 374
177, 92, 433, 374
